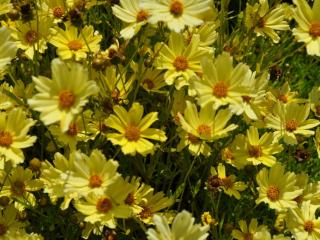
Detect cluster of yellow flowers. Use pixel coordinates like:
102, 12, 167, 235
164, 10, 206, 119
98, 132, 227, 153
0, 0, 320, 239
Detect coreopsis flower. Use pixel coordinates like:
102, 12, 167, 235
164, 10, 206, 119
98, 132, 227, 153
50, 23, 102, 61
112, 0, 150, 39
221, 140, 248, 170
209, 164, 247, 199
201, 212, 217, 226
265, 102, 320, 145
146, 210, 209, 240
28, 58, 99, 132
245, 0, 289, 43
0, 108, 36, 168
42, 0, 68, 22
0, 167, 43, 210
295, 172, 320, 206
177, 101, 237, 156
155, 32, 207, 89
232, 218, 271, 240
287, 200, 320, 240
0, 27, 17, 79
255, 163, 303, 211
192, 52, 253, 113
0, 0, 12, 16
141, 0, 212, 32
0, 82, 14, 110
233, 126, 283, 167
139, 67, 166, 93
11, 17, 53, 59
315, 128, 320, 158
74, 178, 133, 228
105, 102, 167, 156
267, 82, 303, 105
309, 86, 320, 117
292, 0, 320, 56
64, 150, 121, 198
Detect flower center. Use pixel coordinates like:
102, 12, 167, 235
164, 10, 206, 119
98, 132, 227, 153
257, 18, 265, 28
242, 95, 251, 103
67, 123, 78, 136
222, 148, 234, 160
125, 192, 135, 205
187, 133, 200, 144
285, 119, 298, 132
304, 220, 314, 233
207, 176, 222, 191
221, 177, 233, 189
89, 175, 102, 188
25, 30, 38, 44
173, 56, 188, 71
68, 40, 83, 51
197, 124, 211, 138
11, 180, 26, 196
315, 105, 320, 116
212, 81, 228, 98
96, 197, 112, 212
59, 90, 76, 109
139, 206, 152, 219
278, 94, 288, 103
125, 124, 140, 141
170, 0, 184, 17
267, 185, 280, 201
309, 21, 320, 37
142, 79, 155, 90
243, 233, 253, 240
52, 6, 64, 18
0, 224, 7, 236
136, 10, 149, 22
0, 131, 13, 147
248, 145, 262, 158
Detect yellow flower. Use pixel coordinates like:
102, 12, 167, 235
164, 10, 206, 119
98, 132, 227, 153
267, 82, 303, 105
177, 101, 237, 156
256, 163, 303, 211
233, 126, 283, 167
192, 52, 253, 112
42, 0, 69, 22
265, 102, 320, 145
295, 172, 320, 206
50, 23, 102, 61
201, 212, 217, 226
0, 108, 36, 168
209, 163, 247, 199
287, 200, 320, 240
0, 0, 11, 16
0, 167, 43, 211
105, 102, 167, 156
155, 32, 207, 89
309, 86, 320, 117
147, 210, 209, 240
0, 27, 17, 79
11, 17, 53, 59
315, 127, 320, 158
139, 67, 166, 93
293, 0, 320, 56
245, 0, 289, 43
112, 0, 150, 39
141, 0, 212, 32
232, 218, 271, 240
28, 58, 99, 132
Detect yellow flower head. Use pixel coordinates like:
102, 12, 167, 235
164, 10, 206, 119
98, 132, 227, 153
232, 218, 271, 240
309, 86, 320, 117
28, 58, 99, 132
0, 27, 17, 79
105, 102, 167, 156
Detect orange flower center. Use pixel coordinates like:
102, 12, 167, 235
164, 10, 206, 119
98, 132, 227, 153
212, 81, 228, 98
68, 40, 83, 51
304, 220, 314, 233
136, 10, 149, 22
142, 79, 155, 90
0, 224, 7, 236
139, 206, 152, 219
125, 124, 140, 141
89, 175, 102, 188
285, 119, 298, 132
309, 21, 320, 37
11, 180, 26, 196
222, 148, 234, 160
52, 6, 64, 18
278, 94, 288, 103
221, 177, 233, 189
248, 145, 262, 158
243, 233, 253, 240
170, 0, 184, 17
0, 131, 13, 147
67, 123, 78, 136
25, 30, 38, 44
197, 124, 211, 138
125, 192, 135, 205
258, 18, 265, 28
111, 89, 120, 102
187, 133, 200, 144
242, 95, 251, 103
96, 197, 112, 212
267, 185, 280, 201
59, 90, 76, 109
173, 56, 188, 71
